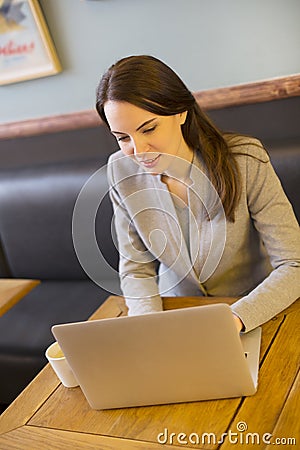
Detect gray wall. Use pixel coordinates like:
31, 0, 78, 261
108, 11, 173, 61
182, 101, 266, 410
0, 0, 300, 124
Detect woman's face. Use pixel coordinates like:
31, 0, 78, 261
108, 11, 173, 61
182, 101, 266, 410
104, 100, 193, 175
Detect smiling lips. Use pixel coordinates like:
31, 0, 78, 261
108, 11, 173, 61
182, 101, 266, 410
137, 154, 161, 168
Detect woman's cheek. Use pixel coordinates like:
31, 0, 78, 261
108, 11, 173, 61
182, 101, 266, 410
119, 143, 133, 156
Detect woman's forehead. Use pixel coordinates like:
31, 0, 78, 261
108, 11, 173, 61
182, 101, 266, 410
104, 101, 157, 132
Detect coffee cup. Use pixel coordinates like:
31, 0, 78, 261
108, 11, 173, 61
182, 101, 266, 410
45, 341, 79, 388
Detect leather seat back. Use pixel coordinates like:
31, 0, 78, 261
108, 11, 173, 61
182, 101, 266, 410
269, 146, 300, 222
0, 159, 118, 280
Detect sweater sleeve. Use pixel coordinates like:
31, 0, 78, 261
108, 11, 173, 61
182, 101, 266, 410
231, 143, 300, 332
107, 156, 163, 315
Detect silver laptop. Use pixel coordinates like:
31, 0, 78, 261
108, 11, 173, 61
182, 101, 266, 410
52, 303, 261, 410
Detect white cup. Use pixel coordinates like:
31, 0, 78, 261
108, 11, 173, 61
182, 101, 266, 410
45, 341, 79, 388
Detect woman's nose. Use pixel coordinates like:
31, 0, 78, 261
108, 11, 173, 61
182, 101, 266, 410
133, 138, 148, 156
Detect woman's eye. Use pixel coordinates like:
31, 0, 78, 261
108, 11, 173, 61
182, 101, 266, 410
117, 135, 129, 142
143, 126, 156, 134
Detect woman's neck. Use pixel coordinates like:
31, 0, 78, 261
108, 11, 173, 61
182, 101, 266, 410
163, 146, 194, 182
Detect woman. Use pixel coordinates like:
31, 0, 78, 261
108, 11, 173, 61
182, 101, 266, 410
96, 55, 300, 332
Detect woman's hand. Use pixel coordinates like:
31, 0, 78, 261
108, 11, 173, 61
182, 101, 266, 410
232, 314, 243, 333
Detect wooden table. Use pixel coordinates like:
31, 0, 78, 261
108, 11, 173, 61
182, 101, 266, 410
0, 278, 40, 316
0, 296, 299, 449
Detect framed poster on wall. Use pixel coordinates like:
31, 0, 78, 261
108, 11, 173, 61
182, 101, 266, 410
0, 0, 61, 85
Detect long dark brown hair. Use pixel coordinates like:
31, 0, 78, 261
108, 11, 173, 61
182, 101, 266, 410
96, 55, 241, 221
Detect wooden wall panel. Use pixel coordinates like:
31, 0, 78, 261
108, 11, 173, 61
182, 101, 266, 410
0, 74, 299, 140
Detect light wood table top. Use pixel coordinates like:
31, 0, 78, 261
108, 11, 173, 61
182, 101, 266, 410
0, 278, 40, 316
0, 296, 299, 449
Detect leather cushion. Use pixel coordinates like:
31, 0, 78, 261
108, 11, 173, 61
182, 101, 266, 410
0, 279, 116, 403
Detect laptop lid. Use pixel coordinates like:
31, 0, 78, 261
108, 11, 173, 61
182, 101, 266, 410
52, 303, 261, 410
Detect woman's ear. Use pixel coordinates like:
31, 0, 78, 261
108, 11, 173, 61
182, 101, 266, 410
179, 111, 188, 125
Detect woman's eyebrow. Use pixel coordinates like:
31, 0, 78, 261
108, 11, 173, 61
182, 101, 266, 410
111, 118, 156, 135
136, 118, 156, 131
